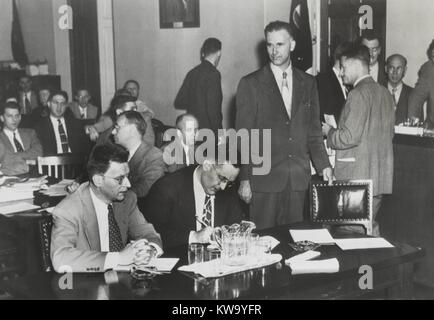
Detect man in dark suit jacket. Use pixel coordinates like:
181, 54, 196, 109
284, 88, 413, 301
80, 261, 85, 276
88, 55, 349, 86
235, 21, 332, 230
51, 144, 162, 273
361, 31, 387, 85
34, 90, 91, 156
0, 101, 42, 175
316, 42, 352, 123
385, 54, 413, 125
323, 45, 395, 237
140, 154, 245, 249
174, 38, 223, 134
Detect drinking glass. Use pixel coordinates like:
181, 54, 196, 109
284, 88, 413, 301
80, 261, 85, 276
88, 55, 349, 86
188, 243, 205, 264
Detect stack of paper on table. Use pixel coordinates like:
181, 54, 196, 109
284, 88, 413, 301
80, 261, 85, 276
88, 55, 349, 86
0, 187, 35, 202
39, 179, 75, 197
285, 250, 339, 275
335, 238, 394, 250
289, 229, 335, 244
0, 202, 40, 215
178, 254, 282, 278
115, 258, 179, 272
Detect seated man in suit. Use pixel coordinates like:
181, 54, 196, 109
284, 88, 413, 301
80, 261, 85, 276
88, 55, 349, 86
112, 110, 165, 198
386, 54, 413, 125
34, 90, 91, 156
68, 88, 99, 120
140, 144, 245, 249
50, 143, 163, 273
0, 101, 42, 175
29, 87, 51, 123
16, 76, 38, 115
162, 113, 199, 173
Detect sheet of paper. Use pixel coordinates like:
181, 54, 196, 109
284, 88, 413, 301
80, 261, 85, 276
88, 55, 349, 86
0, 202, 40, 215
285, 250, 321, 265
289, 258, 339, 275
260, 236, 280, 250
0, 188, 34, 203
335, 238, 394, 250
324, 114, 337, 128
115, 258, 179, 272
289, 229, 335, 244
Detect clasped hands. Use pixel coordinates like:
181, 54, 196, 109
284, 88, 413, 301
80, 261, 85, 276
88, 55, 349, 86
119, 239, 157, 267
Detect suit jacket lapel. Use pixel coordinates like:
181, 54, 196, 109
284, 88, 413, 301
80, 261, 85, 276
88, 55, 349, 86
260, 65, 290, 121
291, 68, 305, 119
19, 130, 31, 150
81, 184, 102, 251
0, 131, 14, 153
129, 142, 150, 174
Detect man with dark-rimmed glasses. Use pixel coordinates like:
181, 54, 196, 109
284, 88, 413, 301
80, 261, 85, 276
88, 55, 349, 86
51, 143, 163, 273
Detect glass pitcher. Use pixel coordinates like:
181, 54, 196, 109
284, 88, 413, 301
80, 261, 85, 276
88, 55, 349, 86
213, 221, 256, 266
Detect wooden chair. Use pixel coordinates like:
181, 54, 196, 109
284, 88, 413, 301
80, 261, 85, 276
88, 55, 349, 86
310, 180, 373, 235
37, 155, 87, 180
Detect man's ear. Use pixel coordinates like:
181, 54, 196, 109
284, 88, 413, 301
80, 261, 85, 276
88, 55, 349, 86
92, 174, 103, 187
290, 40, 296, 52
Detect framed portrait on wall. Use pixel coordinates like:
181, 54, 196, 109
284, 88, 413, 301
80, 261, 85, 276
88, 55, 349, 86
159, 0, 200, 29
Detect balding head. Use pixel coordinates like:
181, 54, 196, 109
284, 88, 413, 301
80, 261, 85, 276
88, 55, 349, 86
386, 54, 407, 87
176, 113, 199, 145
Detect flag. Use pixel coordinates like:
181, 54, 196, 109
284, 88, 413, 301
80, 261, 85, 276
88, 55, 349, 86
11, 0, 28, 66
289, 0, 312, 71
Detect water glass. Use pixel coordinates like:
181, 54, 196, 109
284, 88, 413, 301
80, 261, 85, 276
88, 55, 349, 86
188, 243, 205, 264
255, 238, 272, 255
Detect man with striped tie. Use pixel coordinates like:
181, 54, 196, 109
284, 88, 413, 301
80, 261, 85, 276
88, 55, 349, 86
141, 143, 245, 249
0, 101, 42, 175
34, 90, 91, 156
50, 143, 163, 273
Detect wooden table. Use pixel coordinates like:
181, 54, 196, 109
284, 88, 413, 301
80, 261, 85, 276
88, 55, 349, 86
0, 223, 424, 300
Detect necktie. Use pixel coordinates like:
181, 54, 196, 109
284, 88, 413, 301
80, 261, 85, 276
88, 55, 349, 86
108, 204, 123, 252
80, 112, 85, 119
24, 95, 31, 115
202, 195, 213, 229
13, 132, 24, 152
57, 119, 70, 153
282, 72, 292, 118
392, 87, 398, 106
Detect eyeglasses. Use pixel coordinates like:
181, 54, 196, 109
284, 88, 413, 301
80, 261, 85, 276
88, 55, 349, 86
103, 174, 129, 185
217, 173, 234, 188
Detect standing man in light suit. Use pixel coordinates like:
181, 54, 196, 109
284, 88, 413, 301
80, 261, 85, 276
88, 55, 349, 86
236, 21, 333, 230
323, 45, 395, 236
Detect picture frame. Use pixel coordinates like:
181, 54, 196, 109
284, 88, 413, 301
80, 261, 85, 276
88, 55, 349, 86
159, 0, 200, 29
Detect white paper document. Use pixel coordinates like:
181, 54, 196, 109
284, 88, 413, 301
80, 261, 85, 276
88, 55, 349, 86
0, 202, 40, 215
285, 250, 321, 265
335, 238, 394, 250
289, 229, 335, 245
260, 236, 280, 250
324, 114, 338, 128
115, 258, 179, 272
289, 258, 340, 275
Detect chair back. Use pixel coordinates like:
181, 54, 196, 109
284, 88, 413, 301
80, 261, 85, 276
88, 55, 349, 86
152, 118, 167, 148
37, 155, 86, 179
310, 180, 373, 235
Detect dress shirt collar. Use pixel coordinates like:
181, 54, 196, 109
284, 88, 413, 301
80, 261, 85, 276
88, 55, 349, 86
354, 75, 372, 87
388, 82, 403, 93
50, 115, 66, 127
270, 63, 293, 89
89, 187, 111, 252
3, 127, 24, 152
369, 62, 379, 82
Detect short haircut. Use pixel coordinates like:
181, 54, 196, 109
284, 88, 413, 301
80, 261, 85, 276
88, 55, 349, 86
175, 113, 198, 129
1, 101, 21, 115
106, 95, 136, 120
75, 88, 90, 95
333, 41, 352, 63
123, 79, 140, 90
386, 54, 408, 67
115, 88, 132, 98
427, 40, 434, 59
264, 21, 295, 39
360, 30, 381, 45
38, 87, 51, 93
48, 90, 68, 102
342, 44, 370, 68
19, 75, 31, 82
118, 110, 147, 136
201, 38, 222, 58
87, 143, 129, 180
200, 142, 241, 168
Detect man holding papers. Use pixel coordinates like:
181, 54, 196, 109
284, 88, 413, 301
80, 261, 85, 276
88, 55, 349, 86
322, 45, 395, 236
50, 144, 163, 273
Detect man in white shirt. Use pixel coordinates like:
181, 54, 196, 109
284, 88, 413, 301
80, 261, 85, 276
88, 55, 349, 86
385, 54, 413, 125
162, 113, 199, 173
51, 143, 163, 273
0, 101, 42, 175
68, 88, 99, 120
361, 31, 386, 85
